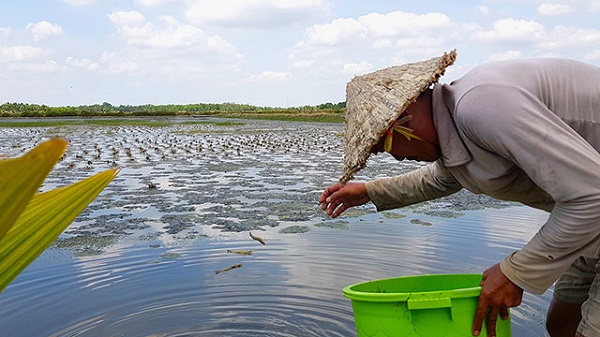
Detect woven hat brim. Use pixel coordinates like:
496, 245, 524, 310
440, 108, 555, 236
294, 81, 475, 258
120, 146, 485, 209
340, 50, 457, 183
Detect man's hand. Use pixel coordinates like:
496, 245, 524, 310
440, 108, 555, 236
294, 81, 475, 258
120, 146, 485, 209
319, 182, 370, 218
473, 264, 523, 337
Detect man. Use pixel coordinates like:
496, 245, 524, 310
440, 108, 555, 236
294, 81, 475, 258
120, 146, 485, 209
319, 50, 600, 337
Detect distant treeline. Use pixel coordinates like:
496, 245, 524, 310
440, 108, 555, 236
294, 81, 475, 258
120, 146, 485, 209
0, 101, 346, 118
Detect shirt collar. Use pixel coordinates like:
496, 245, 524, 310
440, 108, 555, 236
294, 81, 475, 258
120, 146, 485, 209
432, 84, 472, 167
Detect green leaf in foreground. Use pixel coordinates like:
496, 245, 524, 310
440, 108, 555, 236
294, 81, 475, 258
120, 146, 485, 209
0, 138, 68, 239
0, 139, 119, 292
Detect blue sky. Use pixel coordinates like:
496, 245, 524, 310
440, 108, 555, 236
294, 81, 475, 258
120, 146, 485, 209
1, 0, 600, 107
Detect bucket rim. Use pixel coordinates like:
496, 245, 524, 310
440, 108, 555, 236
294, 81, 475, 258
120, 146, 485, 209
343, 273, 482, 303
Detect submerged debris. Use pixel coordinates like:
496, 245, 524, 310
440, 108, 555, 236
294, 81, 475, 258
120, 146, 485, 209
278, 225, 311, 234
226, 249, 253, 255
381, 211, 407, 219
249, 232, 266, 245
315, 220, 349, 230
160, 252, 181, 259
215, 263, 243, 275
410, 219, 433, 226
51, 235, 118, 255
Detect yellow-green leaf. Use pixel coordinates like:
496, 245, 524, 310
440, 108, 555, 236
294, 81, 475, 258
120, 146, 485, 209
0, 138, 68, 240
0, 168, 120, 292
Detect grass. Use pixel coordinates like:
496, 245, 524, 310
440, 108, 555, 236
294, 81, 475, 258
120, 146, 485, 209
0, 119, 173, 128
0, 113, 344, 128
0, 118, 251, 128
0, 120, 77, 128
212, 112, 344, 123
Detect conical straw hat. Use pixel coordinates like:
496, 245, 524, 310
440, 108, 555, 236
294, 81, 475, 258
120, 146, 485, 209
340, 50, 457, 183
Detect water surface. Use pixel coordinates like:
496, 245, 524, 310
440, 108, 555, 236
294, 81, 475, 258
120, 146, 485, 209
0, 118, 552, 336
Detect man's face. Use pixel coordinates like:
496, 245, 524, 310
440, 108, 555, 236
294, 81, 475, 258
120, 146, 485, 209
370, 123, 440, 162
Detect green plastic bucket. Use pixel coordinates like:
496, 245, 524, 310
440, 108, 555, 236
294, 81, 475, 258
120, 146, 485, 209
343, 274, 511, 337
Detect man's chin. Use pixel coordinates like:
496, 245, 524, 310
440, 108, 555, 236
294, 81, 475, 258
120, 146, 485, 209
392, 155, 437, 162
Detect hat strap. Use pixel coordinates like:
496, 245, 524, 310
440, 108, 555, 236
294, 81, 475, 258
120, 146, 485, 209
383, 114, 426, 153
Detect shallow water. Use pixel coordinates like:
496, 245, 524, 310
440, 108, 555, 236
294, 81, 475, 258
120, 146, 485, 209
0, 118, 551, 336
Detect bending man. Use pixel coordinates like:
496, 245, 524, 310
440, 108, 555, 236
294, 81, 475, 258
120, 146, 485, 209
319, 50, 600, 337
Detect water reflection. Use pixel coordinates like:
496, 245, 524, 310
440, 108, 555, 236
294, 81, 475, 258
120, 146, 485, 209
0, 206, 551, 337
0, 118, 552, 336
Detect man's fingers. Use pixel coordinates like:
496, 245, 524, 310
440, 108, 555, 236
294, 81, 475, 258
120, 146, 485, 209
472, 300, 487, 336
320, 189, 339, 213
485, 308, 500, 337
326, 202, 336, 216
319, 183, 340, 203
319, 182, 360, 218
473, 305, 501, 337
331, 201, 348, 218
332, 204, 344, 218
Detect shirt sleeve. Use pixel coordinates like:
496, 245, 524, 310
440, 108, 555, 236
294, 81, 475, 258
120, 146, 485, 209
456, 84, 600, 294
365, 160, 462, 211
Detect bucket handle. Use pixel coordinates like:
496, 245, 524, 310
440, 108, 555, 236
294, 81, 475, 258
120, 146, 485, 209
407, 297, 453, 320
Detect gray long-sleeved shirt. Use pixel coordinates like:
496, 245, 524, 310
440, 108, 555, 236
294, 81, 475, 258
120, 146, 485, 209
365, 58, 600, 294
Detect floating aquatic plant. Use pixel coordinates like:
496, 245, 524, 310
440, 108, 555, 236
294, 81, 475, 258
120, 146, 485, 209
0, 138, 119, 292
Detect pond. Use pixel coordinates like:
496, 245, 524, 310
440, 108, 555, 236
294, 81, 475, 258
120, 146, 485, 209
0, 118, 551, 336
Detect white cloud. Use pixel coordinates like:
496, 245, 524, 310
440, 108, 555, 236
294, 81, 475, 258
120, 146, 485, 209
342, 61, 373, 76
584, 49, 600, 60
108, 11, 146, 28
358, 11, 452, 38
26, 21, 64, 42
285, 10, 461, 89
205, 35, 238, 55
0, 45, 50, 61
537, 3, 573, 16
65, 56, 99, 70
290, 59, 314, 69
186, 0, 332, 27
585, 0, 600, 12
538, 25, 600, 49
108, 10, 241, 54
395, 37, 447, 49
0, 27, 11, 38
107, 61, 140, 74
372, 39, 393, 49
8, 60, 61, 72
290, 10, 457, 77
62, 0, 95, 5
108, 11, 205, 49
487, 50, 525, 62
252, 70, 291, 82
104, 11, 244, 81
100, 52, 141, 74
471, 18, 545, 42
298, 11, 454, 51
476, 6, 490, 15
135, 0, 179, 6
304, 18, 366, 46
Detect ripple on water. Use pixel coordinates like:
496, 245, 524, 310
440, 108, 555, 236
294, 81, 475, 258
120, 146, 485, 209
3, 208, 551, 337
20, 239, 356, 337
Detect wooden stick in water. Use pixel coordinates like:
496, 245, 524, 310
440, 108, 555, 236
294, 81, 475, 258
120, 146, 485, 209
249, 232, 266, 245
